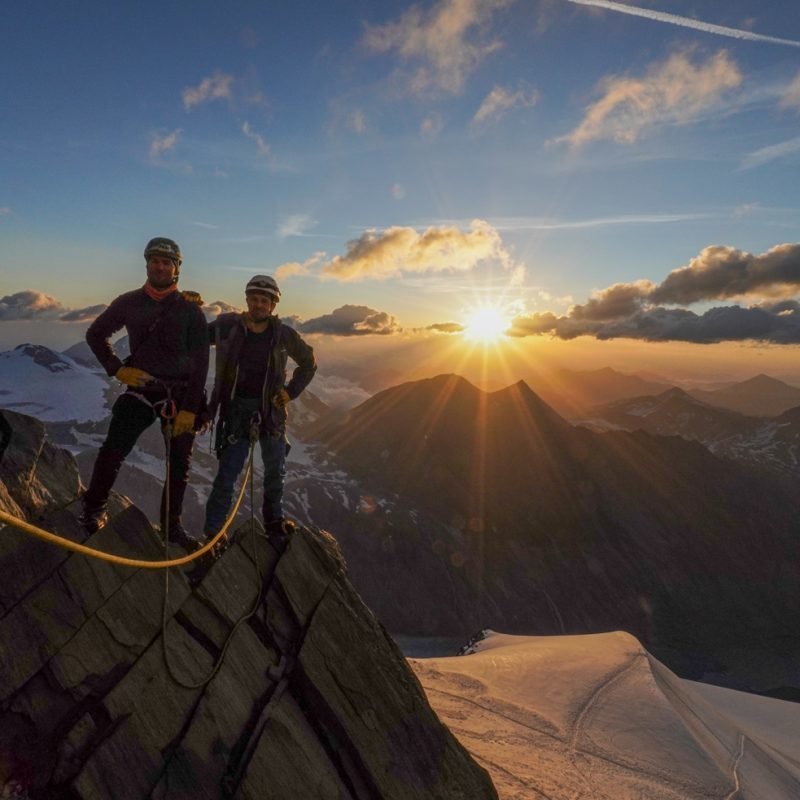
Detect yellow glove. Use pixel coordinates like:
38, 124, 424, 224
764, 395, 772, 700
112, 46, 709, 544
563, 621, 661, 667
116, 366, 153, 387
273, 389, 290, 408
171, 410, 196, 437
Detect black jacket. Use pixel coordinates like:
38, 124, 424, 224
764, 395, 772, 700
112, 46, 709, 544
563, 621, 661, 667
86, 288, 209, 413
208, 313, 316, 435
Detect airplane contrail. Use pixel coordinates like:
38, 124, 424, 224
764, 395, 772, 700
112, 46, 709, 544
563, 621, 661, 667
568, 0, 800, 48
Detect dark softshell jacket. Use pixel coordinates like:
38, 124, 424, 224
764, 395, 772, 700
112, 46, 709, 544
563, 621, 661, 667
86, 288, 210, 414
207, 312, 316, 435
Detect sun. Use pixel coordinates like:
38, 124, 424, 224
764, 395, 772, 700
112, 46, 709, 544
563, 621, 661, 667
463, 304, 510, 343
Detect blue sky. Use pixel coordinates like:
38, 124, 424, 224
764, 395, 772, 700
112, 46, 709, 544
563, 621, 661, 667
2, 0, 800, 378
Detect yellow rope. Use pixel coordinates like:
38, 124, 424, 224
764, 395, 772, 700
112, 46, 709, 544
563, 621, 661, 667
0, 461, 251, 570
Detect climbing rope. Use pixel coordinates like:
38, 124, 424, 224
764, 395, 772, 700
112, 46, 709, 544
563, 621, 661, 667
0, 438, 251, 570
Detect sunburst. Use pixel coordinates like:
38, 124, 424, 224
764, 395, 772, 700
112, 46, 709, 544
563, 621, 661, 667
462, 304, 510, 343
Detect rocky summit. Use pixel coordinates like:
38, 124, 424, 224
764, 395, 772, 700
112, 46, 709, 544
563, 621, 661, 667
0, 410, 496, 800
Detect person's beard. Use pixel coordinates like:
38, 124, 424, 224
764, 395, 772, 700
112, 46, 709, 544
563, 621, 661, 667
146, 265, 177, 289
249, 309, 270, 323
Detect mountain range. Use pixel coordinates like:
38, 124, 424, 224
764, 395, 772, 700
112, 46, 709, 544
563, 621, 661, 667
312, 374, 800, 695
583, 388, 800, 479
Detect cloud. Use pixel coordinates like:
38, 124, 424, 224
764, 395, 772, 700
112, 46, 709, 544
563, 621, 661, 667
0, 291, 64, 320
182, 72, 234, 110
275, 252, 326, 281
277, 214, 317, 238
740, 136, 800, 170
0, 291, 107, 322
321, 219, 511, 281
559, 50, 742, 148
0, 207, 11, 216
472, 84, 539, 126
510, 304, 800, 344
297, 305, 401, 336
242, 121, 271, 157
203, 300, 242, 320
651, 244, 800, 304
507, 242, 800, 344
427, 321, 465, 333
571, 280, 655, 320
567, 0, 800, 48
310, 374, 372, 409
58, 304, 108, 323
363, 0, 512, 94
781, 72, 800, 110
149, 129, 182, 162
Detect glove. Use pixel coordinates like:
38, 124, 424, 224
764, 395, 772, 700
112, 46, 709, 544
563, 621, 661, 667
116, 366, 153, 387
272, 389, 290, 408
171, 410, 196, 437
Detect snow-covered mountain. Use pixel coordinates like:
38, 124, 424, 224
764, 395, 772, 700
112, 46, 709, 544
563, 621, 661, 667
0, 344, 111, 422
412, 630, 800, 799
583, 388, 800, 478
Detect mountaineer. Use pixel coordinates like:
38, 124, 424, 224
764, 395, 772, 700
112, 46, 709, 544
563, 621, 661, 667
79, 237, 209, 551
201, 275, 316, 551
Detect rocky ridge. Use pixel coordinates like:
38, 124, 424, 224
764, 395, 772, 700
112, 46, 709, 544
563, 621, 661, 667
0, 410, 496, 799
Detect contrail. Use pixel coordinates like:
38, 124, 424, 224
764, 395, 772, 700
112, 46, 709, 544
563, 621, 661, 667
568, 0, 800, 48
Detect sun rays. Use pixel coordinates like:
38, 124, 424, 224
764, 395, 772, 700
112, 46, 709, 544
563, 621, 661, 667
462, 303, 512, 344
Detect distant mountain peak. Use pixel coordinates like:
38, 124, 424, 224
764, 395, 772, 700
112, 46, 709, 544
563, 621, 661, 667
738, 373, 795, 390
12, 343, 73, 373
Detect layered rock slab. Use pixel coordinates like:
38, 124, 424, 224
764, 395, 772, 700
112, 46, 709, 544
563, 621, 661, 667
0, 410, 496, 799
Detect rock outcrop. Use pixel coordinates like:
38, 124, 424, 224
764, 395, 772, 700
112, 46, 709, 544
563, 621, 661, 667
0, 411, 496, 799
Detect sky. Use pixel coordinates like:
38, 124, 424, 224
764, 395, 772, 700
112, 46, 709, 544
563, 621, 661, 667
2, 0, 800, 384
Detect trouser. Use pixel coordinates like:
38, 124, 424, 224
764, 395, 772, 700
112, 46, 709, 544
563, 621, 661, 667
83, 392, 195, 525
204, 430, 287, 536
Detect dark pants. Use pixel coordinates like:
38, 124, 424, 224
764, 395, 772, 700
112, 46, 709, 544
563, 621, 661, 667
83, 392, 195, 525
204, 430, 286, 536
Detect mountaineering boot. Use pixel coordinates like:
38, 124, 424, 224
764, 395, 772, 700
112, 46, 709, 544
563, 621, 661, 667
79, 503, 108, 535
265, 518, 296, 553
162, 520, 203, 554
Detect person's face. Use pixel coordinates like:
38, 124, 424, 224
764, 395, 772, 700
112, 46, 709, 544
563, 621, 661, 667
246, 292, 276, 321
146, 256, 179, 288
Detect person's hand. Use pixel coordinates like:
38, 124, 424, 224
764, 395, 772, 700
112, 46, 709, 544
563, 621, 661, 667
116, 366, 153, 387
272, 389, 290, 408
171, 410, 196, 437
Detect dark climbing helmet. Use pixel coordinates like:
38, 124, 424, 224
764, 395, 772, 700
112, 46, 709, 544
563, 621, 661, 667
245, 275, 281, 302
144, 237, 182, 265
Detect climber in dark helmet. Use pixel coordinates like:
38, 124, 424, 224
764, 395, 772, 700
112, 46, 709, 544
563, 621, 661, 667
201, 274, 316, 552
79, 237, 209, 551
0, 410, 11, 463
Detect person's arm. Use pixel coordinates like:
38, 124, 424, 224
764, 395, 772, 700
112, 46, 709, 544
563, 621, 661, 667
86, 296, 128, 377
283, 328, 317, 400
